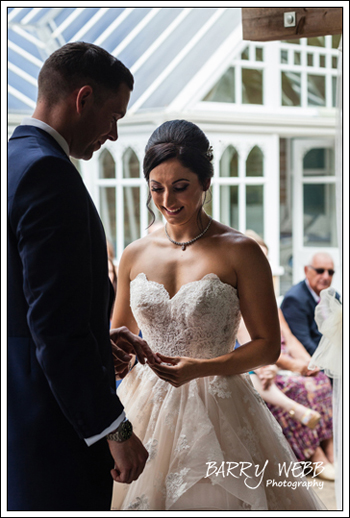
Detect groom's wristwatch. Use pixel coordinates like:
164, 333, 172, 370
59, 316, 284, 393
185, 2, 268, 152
106, 418, 133, 442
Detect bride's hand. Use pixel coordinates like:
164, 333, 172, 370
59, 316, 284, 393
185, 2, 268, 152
150, 353, 200, 387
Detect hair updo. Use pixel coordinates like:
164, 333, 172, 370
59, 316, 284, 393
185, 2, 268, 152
143, 120, 214, 225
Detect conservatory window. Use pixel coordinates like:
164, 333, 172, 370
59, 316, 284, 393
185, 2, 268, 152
100, 186, 117, 254
220, 145, 238, 177
203, 42, 264, 105
218, 145, 265, 238
302, 146, 337, 247
100, 149, 115, 178
246, 146, 263, 177
202, 67, 235, 103
281, 72, 301, 106
122, 148, 141, 248
220, 185, 239, 229
123, 148, 140, 178
307, 75, 326, 106
303, 183, 337, 247
242, 68, 263, 104
98, 150, 117, 255
280, 35, 340, 108
246, 185, 264, 238
123, 187, 141, 248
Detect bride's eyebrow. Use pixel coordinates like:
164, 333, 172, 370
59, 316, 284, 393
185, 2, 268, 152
172, 179, 190, 184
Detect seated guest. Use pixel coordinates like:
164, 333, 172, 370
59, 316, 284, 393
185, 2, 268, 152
237, 312, 334, 480
281, 252, 337, 356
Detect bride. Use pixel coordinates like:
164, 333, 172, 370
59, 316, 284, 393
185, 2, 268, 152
110, 120, 325, 510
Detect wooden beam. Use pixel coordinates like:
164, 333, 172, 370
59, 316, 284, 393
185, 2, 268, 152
242, 8, 342, 42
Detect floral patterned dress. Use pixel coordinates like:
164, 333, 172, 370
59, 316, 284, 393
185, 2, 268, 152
265, 339, 333, 461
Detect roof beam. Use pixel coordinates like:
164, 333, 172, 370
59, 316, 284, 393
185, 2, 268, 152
242, 7, 342, 42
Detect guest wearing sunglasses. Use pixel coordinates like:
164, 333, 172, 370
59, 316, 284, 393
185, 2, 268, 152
281, 252, 339, 356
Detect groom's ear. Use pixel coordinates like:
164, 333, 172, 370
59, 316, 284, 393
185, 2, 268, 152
75, 85, 94, 114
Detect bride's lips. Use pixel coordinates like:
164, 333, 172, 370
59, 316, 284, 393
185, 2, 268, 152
163, 207, 184, 216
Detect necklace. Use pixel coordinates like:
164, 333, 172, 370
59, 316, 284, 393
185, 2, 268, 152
164, 217, 212, 251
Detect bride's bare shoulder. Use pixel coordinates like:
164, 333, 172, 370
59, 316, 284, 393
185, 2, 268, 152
120, 228, 164, 260
211, 221, 264, 261
211, 221, 253, 246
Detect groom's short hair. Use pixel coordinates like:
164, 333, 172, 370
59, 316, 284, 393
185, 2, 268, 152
37, 42, 134, 106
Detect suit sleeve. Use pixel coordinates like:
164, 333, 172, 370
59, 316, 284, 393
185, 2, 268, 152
280, 295, 318, 355
10, 156, 124, 439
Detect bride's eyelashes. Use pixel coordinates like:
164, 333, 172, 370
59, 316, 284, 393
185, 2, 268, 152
151, 185, 189, 193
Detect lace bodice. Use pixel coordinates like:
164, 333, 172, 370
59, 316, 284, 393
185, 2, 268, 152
130, 273, 241, 359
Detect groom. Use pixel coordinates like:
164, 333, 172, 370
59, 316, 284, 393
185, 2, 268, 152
8, 42, 155, 511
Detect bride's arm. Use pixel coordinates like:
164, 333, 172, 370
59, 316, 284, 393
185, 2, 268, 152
110, 246, 158, 372
151, 237, 281, 385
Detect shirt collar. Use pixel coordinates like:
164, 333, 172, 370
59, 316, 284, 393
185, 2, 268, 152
305, 279, 321, 303
21, 117, 70, 157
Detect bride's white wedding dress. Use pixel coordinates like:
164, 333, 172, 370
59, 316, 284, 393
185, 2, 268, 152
111, 273, 325, 510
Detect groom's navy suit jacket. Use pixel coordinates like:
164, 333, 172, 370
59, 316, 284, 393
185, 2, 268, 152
8, 126, 124, 510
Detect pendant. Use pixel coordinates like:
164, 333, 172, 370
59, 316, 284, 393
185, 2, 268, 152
182, 244, 186, 251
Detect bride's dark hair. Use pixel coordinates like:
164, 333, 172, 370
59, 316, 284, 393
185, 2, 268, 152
143, 120, 214, 226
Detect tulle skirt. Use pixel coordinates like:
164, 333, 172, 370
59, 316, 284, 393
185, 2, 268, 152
111, 363, 326, 511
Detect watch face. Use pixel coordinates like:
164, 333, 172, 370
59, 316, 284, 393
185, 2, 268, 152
120, 420, 133, 440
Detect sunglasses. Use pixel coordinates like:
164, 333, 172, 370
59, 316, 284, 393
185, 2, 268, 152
308, 265, 335, 276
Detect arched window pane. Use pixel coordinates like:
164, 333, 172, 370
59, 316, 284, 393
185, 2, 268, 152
220, 146, 238, 177
123, 148, 140, 178
124, 187, 140, 247
303, 147, 334, 176
99, 150, 115, 178
99, 187, 116, 255
220, 185, 239, 229
246, 146, 263, 177
246, 185, 264, 238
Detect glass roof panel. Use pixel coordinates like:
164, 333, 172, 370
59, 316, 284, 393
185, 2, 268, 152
60, 8, 102, 41
53, 7, 77, 27
130, 8, 217, 105
101, 8, 152, 55
26, 8, 53, 24
8, 92, 34, 113
142, 9, 241, 108
8, 7, 34, 23
8, 48, 42, 78
74, 8, 125, 43
118, 8, 184, 68
8, 69, 38, 100
8, 28, 44, 60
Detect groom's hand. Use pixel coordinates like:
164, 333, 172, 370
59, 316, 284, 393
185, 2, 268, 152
108, 432, 149, 484
110, 326, 160, 366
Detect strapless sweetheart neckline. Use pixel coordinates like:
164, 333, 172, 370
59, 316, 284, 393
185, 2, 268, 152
131, 272, 237, 301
